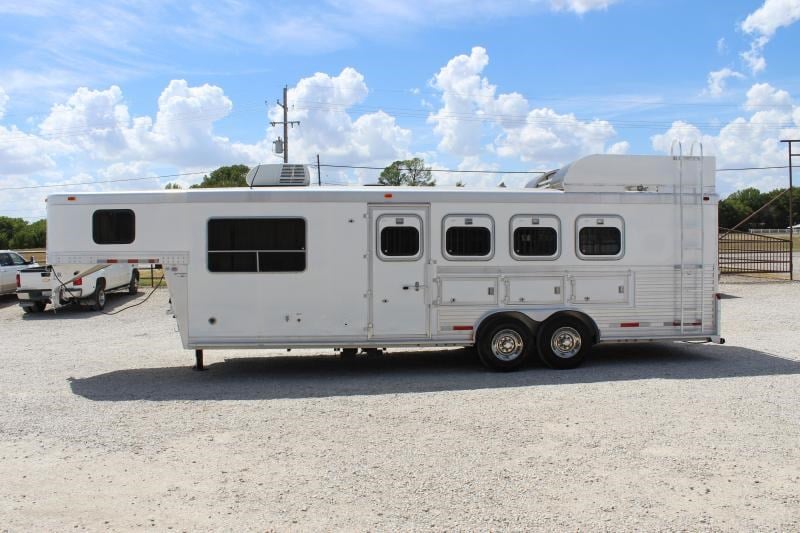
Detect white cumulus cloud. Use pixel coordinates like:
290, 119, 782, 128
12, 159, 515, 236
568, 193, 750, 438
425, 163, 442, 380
429, 47, 624, 168
706, 68, 745, 97
266, 68, 412, 168
549, 0, 619, 14
652, 83, 800, 193
740, 0, 800, 74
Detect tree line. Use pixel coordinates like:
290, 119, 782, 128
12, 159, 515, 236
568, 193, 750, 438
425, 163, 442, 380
3, 161, 795, 251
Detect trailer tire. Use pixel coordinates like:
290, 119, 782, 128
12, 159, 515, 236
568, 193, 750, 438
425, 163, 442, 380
339, 348, 357, 359
476, 319, 532, 372
128, 270, 139, 295
537, 316, 592, 370
91, 280, 106, 311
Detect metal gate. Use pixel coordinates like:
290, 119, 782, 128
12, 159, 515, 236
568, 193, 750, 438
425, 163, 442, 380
719, 228, 792, 274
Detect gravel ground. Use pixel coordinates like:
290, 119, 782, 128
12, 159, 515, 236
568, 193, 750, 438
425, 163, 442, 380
1, 279, 799, 531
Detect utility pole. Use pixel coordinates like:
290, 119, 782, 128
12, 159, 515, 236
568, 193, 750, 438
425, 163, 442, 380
780, 139, 796, 280
316, 154, 322, 186
270, 85, 300, 163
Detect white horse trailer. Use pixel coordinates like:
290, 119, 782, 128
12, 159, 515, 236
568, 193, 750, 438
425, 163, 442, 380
45, 154, 722, 371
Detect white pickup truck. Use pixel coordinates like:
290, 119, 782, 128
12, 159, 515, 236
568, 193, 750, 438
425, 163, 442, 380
16, 263, 139, 313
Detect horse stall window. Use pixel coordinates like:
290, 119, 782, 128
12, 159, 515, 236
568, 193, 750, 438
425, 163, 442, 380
93, 209, 135, 244
207, 218, 306, 273
381, 226, 420, 257
510, 215, 561, 260
576, 215, 625, 259
443, 215, 494, 260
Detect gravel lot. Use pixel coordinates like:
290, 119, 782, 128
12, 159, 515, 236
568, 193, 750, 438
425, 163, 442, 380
1, 278, 799, 531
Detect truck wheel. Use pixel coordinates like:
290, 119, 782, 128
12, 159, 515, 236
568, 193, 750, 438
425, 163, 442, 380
537, 317, 592, 370
476, 319, 532, 372
92, 280, 106, 311
128, 270, 139, 295
339, 348, 357, 359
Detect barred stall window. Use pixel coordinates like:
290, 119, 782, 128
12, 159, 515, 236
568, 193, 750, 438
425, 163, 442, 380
93, 209, 135, 245
513, 227, 558, 257
579, 227, 621, 256
445, 227, 491, 257
380, 226, 420, 257
207, 218, 306, 272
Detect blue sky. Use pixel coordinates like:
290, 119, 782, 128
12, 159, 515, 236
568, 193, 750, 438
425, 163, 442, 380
1, 0, 799, 220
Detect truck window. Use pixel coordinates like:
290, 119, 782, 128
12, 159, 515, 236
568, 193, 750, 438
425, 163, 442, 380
207, 218, 306, 273
93, 209, 135, 244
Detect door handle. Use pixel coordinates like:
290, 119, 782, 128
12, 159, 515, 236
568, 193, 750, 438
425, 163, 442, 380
402, 282, 425, 291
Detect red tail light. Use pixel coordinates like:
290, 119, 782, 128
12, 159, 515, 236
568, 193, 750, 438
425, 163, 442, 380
73, 277, 83, 286
16, 273, 21, 288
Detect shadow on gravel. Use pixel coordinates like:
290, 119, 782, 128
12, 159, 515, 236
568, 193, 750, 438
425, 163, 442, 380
19, 292, 149, 320
0, 294, 21, 309
69, 342, 800, 402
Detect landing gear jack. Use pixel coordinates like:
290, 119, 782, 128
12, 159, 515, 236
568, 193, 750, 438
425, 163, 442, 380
194, 349, 207, 371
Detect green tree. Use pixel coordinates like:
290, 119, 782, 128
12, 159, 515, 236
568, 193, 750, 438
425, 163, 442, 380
190, 164, 250, 188
378, 158, 435, 186
0, 217, 27, 249
9, 219, 46, 249
164, 182, 182, 189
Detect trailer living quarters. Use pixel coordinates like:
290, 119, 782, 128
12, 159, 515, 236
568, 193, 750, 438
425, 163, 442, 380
46, 154, 722, 371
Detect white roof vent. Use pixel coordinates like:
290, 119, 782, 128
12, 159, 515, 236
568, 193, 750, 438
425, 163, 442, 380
247, 164, 310, 187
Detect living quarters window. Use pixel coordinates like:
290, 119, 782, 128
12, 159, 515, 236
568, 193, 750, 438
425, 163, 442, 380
93, 209, 135, 244
510, 215, 560, 260
443, 215, 494, 260
575, 215, 624, 259
207, 218, 306, 272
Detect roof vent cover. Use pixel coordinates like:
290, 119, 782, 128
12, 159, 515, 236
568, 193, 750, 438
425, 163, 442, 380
247, 164, 310, 187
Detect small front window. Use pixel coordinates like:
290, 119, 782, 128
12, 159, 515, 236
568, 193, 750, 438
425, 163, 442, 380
514, 227, 558, 257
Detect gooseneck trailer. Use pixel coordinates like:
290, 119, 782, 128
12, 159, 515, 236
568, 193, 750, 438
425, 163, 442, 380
45, 153, 722, 371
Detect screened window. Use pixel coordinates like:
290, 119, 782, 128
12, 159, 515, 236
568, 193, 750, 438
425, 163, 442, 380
93, 209, 135, 245
207, 218, 305, 273
514, 227, 557, 257
381, 226, 420, 257
579, 227, 621, 256
445, 227, 491, 257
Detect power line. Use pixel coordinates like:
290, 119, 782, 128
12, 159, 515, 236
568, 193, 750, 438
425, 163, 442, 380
0, 163, 791, 194
315, 163, 547, 174
0, 171, 207, 192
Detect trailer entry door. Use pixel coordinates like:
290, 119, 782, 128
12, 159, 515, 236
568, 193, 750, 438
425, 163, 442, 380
369, 205, 430, 338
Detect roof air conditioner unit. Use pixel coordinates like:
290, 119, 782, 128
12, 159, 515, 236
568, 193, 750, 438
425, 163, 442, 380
246, 164, 310, 187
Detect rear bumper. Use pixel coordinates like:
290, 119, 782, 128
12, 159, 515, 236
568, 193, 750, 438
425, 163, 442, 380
16, 289, 51, 303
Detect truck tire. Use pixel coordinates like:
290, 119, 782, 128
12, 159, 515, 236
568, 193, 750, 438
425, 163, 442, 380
537, 316, 592, 370
91, 280, 106, 311
476, 319, 532, 372
128, 270, 139, 295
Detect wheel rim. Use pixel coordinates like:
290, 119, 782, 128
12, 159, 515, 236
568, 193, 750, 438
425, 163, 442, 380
550, 327, 582, 358
133, 276, 138, 290
491, 329, 524, 361
98, 289, 105, 307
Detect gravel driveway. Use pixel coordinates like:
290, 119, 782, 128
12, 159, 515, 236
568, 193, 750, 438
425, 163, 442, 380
1, 279, 799, 531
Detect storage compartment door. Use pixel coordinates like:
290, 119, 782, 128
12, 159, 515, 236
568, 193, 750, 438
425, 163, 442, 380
570, 275, 631, 304
507, 277, 563, 305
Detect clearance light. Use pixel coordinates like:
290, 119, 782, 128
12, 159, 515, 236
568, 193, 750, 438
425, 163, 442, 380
384, 193, 393, 199
67, 196, 77, 201
73, 277, 83, 286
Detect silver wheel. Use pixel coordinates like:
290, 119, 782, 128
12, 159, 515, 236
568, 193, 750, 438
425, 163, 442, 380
491, 329, 525, 362
550, 327, 582, 358
97, 289, 106, 307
